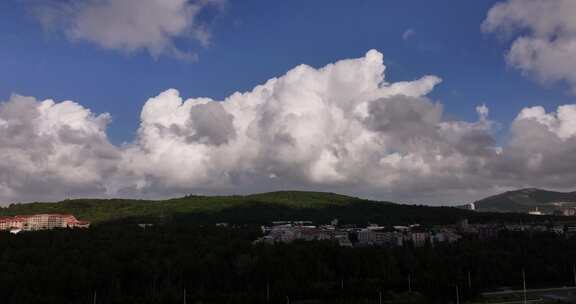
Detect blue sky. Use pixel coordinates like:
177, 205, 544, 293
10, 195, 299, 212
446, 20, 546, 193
1, 0, 572, 144
2, 0, 576, 204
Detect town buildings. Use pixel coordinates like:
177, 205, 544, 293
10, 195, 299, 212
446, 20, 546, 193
554, 207, 576, 217
356, 225, 461, 247
255, 221, 353, 247
254, 217, 576, 248
255, 221, 463, 248
0, 214, 90, 232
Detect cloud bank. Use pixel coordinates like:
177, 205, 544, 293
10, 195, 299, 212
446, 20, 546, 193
3, 50, 576, 204
483, 0, 576, 93
29, 0, 225, 60
0, 95, 119, 202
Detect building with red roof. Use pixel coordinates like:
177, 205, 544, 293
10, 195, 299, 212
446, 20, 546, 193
0, 214, 90, 231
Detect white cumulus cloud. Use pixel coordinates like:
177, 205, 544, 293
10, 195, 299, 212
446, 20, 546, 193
29, 0, 225, 60
0, 94, 119, 203
482, 0, 576, 93
490, 104, 576, 190
3, 50, 576, 204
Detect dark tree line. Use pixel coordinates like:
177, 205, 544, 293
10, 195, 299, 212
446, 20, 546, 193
1, 221, 575, 304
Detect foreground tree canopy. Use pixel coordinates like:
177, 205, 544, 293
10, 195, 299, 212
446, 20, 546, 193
1, 218, 576, 304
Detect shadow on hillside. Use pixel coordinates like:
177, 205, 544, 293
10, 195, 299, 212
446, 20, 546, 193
104, 200, 544, 227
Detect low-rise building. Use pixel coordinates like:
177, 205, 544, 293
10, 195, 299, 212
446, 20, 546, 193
0, 214, 89, 231
357, 229, 403, 246
561, 208, 576, 216
410, 232, 428, 247
255, 222, 352, 246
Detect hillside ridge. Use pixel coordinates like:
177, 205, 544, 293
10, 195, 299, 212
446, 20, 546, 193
474, 188, 576, 213
1, 190, 563, 225
0, 191, 373, 223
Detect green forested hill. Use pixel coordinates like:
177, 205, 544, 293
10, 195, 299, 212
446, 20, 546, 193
0, 190, 556, 225
0, 191, 366, 222
0, 191, 354, 223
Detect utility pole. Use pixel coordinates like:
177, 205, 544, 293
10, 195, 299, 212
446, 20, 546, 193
183, 288, 187, 304
522, 268, 527, 304
455, 286, 460, 304
572, 264, 576, 286
266, 281, 270, 303
341, 278, 345, 303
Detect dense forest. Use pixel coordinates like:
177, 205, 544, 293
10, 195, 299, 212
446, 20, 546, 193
0, 192, 362, 223
0, 191, 563, 226
1, 219, 576, 304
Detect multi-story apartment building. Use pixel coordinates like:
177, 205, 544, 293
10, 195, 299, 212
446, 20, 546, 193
357, 229, 403, 246
410, 232, 428, 247
0, 214, 90, 231
255, 223, 353, 247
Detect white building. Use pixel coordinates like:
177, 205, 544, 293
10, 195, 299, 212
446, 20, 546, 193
0, 214, 90, 231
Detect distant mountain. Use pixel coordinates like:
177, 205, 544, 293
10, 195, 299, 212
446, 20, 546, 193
474, 188, 576, 213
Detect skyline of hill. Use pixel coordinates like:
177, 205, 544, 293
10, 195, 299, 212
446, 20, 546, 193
474, 188, 576, 213
0, 190, 565, 226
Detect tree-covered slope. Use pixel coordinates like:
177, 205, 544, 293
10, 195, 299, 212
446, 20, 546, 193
474, 188, 576, 212
0, 190, 558, 225
0, 191, 367, 223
